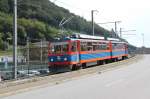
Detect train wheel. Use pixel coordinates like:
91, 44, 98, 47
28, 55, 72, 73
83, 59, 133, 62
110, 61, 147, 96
76, 64, 82, 70
82, 63, 87, 69
122, 56, 125, 60
48, 66, 57, 74
72, 64, 77, 71
97, 60, 103, 65
115, 58, 118, 62
69, 65, 73, 71
105, 59, 110, 64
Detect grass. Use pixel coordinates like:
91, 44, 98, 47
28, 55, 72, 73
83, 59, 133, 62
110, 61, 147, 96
0, 50, 13, 56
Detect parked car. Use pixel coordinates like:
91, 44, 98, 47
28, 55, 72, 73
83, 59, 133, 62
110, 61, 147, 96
0, 72, 13, 80
29, 70, 40, 76
38, 69, 49, 75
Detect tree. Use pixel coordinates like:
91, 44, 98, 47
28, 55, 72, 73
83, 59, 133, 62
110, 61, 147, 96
0, 32, 3, 49
0, 0, 10, 13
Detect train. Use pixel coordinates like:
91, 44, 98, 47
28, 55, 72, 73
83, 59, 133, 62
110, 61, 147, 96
48, 34, 128, 72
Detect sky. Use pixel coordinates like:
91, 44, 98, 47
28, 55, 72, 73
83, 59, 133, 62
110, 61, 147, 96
50, 0, 150, 47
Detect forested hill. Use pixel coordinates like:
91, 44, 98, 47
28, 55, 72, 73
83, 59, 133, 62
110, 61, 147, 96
0, 0, 112, 49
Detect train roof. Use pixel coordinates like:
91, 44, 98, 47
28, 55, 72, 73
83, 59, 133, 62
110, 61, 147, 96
71, 33, 105, 40
51, 33, 127, 44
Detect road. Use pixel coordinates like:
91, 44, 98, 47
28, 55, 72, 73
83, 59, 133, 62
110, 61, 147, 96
2, 55, 150, 99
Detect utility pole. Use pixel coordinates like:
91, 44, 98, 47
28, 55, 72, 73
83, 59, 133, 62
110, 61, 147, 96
119, 28, 136, 38
98, 21, 121, 37
13, 0, 17, 79
91, 10, 98, 36
91, 10, 94, 36
115, 22, 117, 34
114, 21, 121, 37
142, 33, 144, 47
142, 33, 145, 54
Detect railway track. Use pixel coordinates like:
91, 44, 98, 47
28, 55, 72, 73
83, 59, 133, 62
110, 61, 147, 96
0, 55, 141, 97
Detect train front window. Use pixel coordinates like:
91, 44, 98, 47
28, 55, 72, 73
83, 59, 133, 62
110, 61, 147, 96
50, 43, 69, 54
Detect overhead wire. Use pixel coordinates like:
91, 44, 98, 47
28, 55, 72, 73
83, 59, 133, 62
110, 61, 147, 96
50, 0, 91, 19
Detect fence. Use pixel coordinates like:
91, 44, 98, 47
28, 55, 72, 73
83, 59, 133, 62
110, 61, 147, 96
0, 41, 50, 81
0, 63, 49, 80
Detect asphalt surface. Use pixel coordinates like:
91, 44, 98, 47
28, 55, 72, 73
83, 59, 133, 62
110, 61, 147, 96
2, 55, 150, 99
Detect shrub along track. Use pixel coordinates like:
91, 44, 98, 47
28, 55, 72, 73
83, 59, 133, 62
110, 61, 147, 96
0, 55, 142, 98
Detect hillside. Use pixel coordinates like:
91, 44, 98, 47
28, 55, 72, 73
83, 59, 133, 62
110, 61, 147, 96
0, 0, 111, 50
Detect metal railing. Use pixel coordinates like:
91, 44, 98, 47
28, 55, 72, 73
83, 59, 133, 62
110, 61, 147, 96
0, 62, 49, 81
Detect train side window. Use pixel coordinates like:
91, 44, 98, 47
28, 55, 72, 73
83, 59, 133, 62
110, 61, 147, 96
87, 46, 93, 51
81, 45, 87, 51
87, 42, 93, 51
71, 42, 77, 52
93, 45, 98, 51
81, 42, 88, 51
99, 43, 107, 50
92, 42, 99, 51
107, 45, 110, 50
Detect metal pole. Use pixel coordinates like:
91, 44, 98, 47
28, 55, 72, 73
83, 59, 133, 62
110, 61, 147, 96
13, 0, 17, 79
142, 33, 144, 47
91, 10, 94, 36
27, 37, 29, 75
115, 22, 117, 36
142, 33, 145, 54
120, 28, 122, 38
40, 39, 43, 64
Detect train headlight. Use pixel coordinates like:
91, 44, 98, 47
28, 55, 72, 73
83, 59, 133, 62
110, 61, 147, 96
64, 57, 67, 61
51, 58, 54, 62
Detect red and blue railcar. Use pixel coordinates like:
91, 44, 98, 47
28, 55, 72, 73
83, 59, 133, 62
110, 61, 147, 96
48, 35, 128, 72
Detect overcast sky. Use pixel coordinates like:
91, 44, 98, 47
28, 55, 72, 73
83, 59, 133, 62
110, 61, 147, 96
50, 0, 150, 47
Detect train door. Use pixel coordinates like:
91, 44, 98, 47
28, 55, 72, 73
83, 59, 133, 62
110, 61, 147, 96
70, 40, 80, 63
125, 43, 128, 55
109, 41, 113, 58
70, 40, 81, 70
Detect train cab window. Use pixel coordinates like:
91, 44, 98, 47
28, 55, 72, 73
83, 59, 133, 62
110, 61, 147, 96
54, 45, 61, 54
71, 42, 77, 52
62, 44, 69, 53
51, 43, 69, 54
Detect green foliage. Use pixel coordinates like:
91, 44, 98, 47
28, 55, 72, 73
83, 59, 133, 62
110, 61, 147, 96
0, 0, 116, 50
0, 33, 3, 49
0, 0, 10, 13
